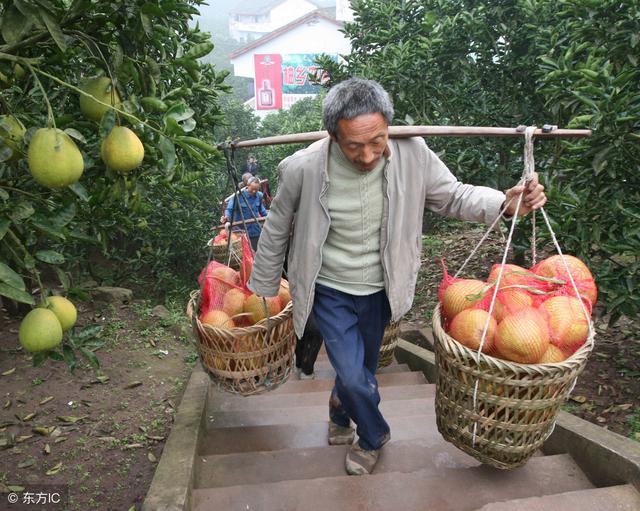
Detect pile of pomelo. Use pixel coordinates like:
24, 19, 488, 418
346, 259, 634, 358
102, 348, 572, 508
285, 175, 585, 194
19, 296, 77, 353
440, 254, 596, 364
198, 262, 291, 330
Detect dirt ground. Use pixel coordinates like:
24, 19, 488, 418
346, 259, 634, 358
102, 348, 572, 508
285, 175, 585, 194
0, 296, 196, 511
0, 222, 637, 510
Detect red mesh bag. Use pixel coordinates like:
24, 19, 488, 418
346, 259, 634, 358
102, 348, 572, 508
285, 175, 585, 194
530, 254, 598, 306
198, 261, 244, 319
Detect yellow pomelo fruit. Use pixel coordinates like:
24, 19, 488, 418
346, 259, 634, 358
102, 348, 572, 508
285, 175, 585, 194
46, 296, 77, 332
80, 76, 121, 121
28, 128, 84, 188
494, 307, 550, 364
101, 126, 144, 173
278, 280, 291, 308
0, 115, 26, 162
222, 288, 245, 317
19, 308, 63, 353
538, 344, 567, 364
538, 295, 589, 354
448, 309, 496, 353
243, 294, 281, 324
441, 279, 486, 320
201, 309, 235, 328
13, 63, 26, 81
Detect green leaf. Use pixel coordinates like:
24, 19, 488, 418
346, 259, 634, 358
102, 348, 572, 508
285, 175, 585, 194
10, 202, 35, 222
69, 183, 89, 202
63, 128, 86, 144
185, 42, 214, 60
0, 283, 34, 305
31, 219, 66, 241
140, 12, 152, 36
0, 188, 9, 200
141, 3, 164, 16
0, 6, 32, 45
35, 250, 65, 265
77, 324, 102, 341
52, 202, 77, 228
39, 9, 66, 52
0, 218, 10, 241
62, 344, 76, 372
0, 262, 26, 290
158, 136, 176, 172
32, 352, 48, 367
80, 347, 100, 369
165, 103, 195, 122
140, 97, 167, 112
99, 110, 116, 138
48, 350, 64, 361
54, 267, 70, 290
176, 136, 219, 154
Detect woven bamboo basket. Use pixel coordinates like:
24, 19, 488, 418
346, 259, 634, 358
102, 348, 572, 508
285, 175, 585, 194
187, 290, 296, 395
433, 303, 594, 469
378, 320, 400, 368
209, 237, 242, 270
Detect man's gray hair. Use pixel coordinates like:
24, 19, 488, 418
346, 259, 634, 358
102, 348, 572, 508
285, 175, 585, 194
322, 77, 394, 137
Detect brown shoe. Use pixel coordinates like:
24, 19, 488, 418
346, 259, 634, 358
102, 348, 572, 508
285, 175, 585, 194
328, 421, 355, 445
345, 442, 380, 475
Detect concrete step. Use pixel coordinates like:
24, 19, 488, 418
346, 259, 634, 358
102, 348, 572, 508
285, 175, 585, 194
208, 383, 435, 412
311, 358, 402, 372
268, 370, 426, 394
195, 437, 480, 488
296, 362, 411, 381
474, 484, 640, 511
191, 453, 593, 511
206, 397, 434, 429
200, 413, 439, 455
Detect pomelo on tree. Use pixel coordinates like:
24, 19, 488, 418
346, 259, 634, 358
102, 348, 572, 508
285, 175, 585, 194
27, 128, 84, 188
0, 114, 26, 162
19, 308, 63, 353
45, 296, 77, 332
79, 76, 121, 121
101, 126, 144, 173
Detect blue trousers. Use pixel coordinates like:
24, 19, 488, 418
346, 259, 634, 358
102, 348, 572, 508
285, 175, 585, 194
312, 283, 392, 450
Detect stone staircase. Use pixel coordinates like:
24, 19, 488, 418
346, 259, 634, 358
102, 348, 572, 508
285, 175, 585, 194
181, 352, 640, 511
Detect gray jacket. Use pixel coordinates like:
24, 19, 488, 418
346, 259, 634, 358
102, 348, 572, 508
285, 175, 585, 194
247, 136, 505, 338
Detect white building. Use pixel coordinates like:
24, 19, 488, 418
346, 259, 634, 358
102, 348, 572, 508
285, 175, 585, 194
229, 0, 323, 43
230, 4, 353, 118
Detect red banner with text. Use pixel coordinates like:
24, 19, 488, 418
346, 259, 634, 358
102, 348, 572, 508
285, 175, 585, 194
254, 54, 283, 110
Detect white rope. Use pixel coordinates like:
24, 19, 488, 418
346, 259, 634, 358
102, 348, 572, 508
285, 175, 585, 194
470, 126, 534, 446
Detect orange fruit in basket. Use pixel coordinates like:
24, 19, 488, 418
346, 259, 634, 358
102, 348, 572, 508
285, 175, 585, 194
222, 288, 245, 317
538, 296, 590, 354
449, 309, 498, 353
234, 335, 264, 371
493, 288, 534, 323
278, 280, 291, 307
538, 344, 567, 364
487, 264, 535, 289
534, 254, 593, 281
448, 309, 496, 353
441, 279, 486, 320
211, 266, 238, 285
201, 310, 236, 328
494, 307, 549, 364
244, 294, 281, 324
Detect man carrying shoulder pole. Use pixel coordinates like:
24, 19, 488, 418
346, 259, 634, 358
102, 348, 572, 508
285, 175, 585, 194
248, 77, 546, 475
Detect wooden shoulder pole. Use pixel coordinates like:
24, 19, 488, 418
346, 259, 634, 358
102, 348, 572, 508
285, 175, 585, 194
223, 126, 591, 150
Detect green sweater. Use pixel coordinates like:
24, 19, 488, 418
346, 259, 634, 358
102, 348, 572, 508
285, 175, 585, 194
316, 142, 386, 295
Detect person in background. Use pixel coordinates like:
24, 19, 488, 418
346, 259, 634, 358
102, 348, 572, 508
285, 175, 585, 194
248, 77, 546, 476
245, 155, 259, 176
222, 176, 268, 251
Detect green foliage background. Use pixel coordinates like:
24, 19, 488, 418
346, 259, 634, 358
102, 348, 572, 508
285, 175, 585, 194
0, 0, 234, 308
317, 0, 640, 322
